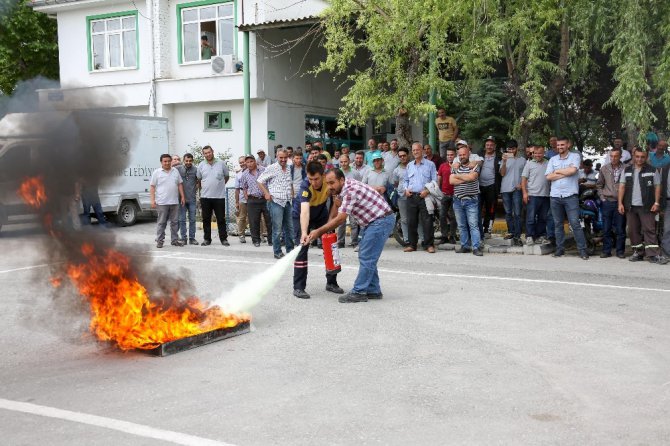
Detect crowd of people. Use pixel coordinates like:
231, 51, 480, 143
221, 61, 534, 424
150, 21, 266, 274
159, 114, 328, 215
148, 118, 670, 300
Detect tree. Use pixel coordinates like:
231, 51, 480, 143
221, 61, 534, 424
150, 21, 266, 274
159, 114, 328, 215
317, 0, 670, 145
0, 0, 59, 95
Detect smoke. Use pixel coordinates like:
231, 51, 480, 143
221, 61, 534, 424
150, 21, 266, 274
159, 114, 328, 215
213, 246, 302, 313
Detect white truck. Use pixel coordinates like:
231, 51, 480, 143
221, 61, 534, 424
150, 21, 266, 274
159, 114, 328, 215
0, 112, 168, 232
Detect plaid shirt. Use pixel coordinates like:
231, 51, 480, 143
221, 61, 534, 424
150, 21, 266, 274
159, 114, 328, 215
257, 162, 293, 207
338, 179, 392, 227
238, 166, 265, 199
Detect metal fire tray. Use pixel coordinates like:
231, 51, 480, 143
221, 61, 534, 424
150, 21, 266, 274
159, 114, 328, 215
146, 321, 251, 357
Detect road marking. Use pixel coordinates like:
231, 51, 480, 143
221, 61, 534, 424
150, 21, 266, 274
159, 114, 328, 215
0, 398, 236, 446
159, 254, 670, 294
0, 264, 52, 274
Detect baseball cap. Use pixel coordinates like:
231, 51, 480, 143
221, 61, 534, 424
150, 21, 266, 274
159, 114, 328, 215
372, 153, 383, 161
256, 149, 265, 153
340, 143, 349, 148
456, 139, 468, 147
244, 155, 255, 161
484, 135, 495, 142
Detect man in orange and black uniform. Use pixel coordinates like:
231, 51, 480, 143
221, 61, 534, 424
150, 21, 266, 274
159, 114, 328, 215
292, 161, 344, 299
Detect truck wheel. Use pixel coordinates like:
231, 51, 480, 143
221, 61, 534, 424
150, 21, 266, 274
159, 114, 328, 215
116, 201, 139, 226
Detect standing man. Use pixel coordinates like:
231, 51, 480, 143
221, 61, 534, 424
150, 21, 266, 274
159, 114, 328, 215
437, 148, 458, 244
500, 139, 526, 246
200, 35, 215, 59
337, 153, 360, 248
649, 140, 670, 169
435, 107, 458, 158
604, 136, 631, 165
618, 148, 666, 264
150, 154, 185, 248
362, 154, 391, 197
383, 139, 400, 172
546, 136, 558, 159
597, 147, 626, 258
354, 150, 371, 179
290, 151, 306, 198
81, 179, 108, 227
258, 149, 295, 259
171, 154, 181, 167
521, 146, 551, 245
423, 144, 444, 171
659, 161, 670, 260
479, 136, 501, 238
545, 136, 589, 259
364, 138, 381, 167
307, 170, 395, 303
176, 153, 199, 245
292, 161, 344, 299
239, 155, 271, 247
403, 142, 437, 253
256, 149, 272, 168
234, 155, 249, 244
197, 145, 230, 246
450, 145, 483, 256
392, 147, 411, 245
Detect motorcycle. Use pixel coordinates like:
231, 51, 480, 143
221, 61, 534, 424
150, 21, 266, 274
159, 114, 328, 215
578, 189, 603, 255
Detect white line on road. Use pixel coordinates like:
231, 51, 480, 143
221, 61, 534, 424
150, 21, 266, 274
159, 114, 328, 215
0, 264, 52, 274
0, 398, 236, 446
159, 254, 670, 294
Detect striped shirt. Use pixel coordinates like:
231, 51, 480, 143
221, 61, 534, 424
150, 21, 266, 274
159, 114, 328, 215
238, 166, 265, 199
257, 162, 293, 207
453, 164, 480, 199
338, 179, 392, 227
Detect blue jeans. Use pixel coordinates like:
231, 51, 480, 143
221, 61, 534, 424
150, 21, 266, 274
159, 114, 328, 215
82, 199, 107, 225
352, 214, 395, 294
546, 206, 555, 241
526, 196, 550, 238
267, 200, 294, 256
179, 201, 197, 240
453, 196, 481, 250
502, 189, 523, 238
550, 195, 587, 252
601, 200, 625, 255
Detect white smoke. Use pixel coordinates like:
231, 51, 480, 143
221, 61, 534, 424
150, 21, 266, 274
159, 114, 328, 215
212, 246, 302, 313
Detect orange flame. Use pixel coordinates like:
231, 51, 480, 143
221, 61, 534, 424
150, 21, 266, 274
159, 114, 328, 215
66, 243, 250, 350
18, 176, 47, 209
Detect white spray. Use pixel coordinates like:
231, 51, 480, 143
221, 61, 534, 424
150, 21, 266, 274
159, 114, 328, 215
212, 246, 303, 314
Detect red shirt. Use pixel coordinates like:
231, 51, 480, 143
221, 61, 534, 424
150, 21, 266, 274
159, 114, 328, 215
437, 163, 455, 196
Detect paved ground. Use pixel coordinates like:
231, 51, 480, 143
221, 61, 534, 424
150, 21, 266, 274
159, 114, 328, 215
1, 220, 669, 445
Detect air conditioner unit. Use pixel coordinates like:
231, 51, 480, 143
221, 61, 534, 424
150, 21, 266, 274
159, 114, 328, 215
211, 55, 234, 75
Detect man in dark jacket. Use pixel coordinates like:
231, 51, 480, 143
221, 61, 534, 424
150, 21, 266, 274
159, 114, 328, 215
618, 148, 666, 264
478, 136, 502, 237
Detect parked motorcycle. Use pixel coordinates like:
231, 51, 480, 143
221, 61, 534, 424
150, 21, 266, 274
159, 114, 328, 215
579, 189, 603, 255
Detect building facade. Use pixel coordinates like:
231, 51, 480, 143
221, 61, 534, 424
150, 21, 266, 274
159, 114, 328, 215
32, 0, 421, 159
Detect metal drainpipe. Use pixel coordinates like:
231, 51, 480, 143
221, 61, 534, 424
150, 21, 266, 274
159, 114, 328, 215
428, 88, 436, 149
243, 30, 251, 155
147, 0, 157, 117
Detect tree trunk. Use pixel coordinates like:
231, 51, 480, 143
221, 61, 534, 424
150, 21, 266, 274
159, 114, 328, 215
518, 119, 533, 151
395, 108, 412, 148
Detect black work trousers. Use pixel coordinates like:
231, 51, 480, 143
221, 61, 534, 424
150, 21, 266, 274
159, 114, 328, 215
247, 196, 271, 244
293, 217, 338, 291
407, 193, 434, 248
200, 197, 228, 243
479, 184, 497, 234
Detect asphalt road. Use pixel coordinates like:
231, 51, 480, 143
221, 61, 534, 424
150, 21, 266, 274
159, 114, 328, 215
1, 220, 669, 446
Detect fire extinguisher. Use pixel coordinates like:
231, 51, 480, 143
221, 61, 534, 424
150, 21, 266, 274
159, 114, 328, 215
321, 232, 342, 273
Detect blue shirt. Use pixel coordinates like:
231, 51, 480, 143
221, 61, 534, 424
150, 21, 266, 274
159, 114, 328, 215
545, 152, 581, 197
649, 153, 670, 169
403, 159, 437, 193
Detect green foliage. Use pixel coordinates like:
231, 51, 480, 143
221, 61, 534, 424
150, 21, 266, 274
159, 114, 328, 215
0, 0, 59, 94
317, 0, 670, 144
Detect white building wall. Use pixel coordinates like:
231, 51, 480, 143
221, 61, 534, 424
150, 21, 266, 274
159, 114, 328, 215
171, 100, 266, 159
55, 3, 152, 89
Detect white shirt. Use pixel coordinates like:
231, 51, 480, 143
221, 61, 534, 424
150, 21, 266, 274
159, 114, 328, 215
150, 167, 182, 205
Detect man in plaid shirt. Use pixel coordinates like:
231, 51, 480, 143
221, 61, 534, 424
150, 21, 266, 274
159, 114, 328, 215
307, 169, 395, 303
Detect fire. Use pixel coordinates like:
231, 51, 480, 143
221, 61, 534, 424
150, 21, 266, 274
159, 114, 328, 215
66, 243, 250, 350
18, 176, 47, 209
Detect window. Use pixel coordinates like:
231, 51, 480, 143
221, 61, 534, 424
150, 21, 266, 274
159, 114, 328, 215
305, 115, 365, 152
178, 1, 235, 64
87, 11, 138, 71
205, 111, 232, 130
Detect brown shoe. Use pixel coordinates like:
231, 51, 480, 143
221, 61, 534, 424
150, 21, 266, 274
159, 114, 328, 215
426, 246, 436, 253
403, 246, 416, 252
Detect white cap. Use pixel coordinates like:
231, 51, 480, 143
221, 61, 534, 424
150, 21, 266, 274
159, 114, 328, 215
456, 139, 468, 147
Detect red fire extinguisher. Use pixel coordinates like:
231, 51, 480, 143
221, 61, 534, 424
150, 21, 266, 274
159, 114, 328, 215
321, 232, 342, 273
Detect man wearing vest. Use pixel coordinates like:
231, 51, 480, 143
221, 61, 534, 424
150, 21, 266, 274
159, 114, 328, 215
618, 147, 667, 264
